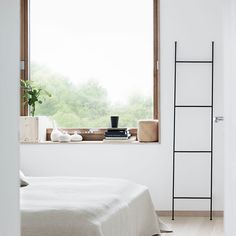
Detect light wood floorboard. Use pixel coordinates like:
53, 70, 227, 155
160, 217, 224, 236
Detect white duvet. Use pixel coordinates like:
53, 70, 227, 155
21, 177, 162, 236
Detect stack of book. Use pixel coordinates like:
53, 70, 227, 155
104, 128, 131, 140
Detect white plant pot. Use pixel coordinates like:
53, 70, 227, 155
20, 116, 52, 143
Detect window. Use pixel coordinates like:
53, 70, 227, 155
21, 0, 160, 130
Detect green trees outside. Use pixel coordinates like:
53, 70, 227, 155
32, 64, 153, 128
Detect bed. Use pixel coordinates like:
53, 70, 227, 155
21, 177, 167, 236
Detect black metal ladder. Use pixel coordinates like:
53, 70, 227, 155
172, 41, 214, 220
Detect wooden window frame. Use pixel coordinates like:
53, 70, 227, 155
20, 0, 29, 116
153, 0, 160, 121
20, 0, 160, 141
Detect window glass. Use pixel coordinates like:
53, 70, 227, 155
30, 0, 153, 127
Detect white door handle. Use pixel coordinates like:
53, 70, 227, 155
214, 116, 224, 123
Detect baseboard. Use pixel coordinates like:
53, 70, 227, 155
157, 210, 224, 217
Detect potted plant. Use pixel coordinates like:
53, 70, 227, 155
20, 80, 52, 143
20, 79, 51, 116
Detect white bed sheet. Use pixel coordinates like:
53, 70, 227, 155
21, 177, 162, 236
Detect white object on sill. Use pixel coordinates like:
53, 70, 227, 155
88, 128, 100, 134
51, 128, 62, 142
70, 131, 83, 142
58, 131, 71, 143
20, 116, 52, 143
50, 120, 62, 142
103, 136, 137, 143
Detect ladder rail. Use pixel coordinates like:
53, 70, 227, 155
210, 41, 214, 220
172, 41, 177, 220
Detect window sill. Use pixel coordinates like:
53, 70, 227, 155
20, 140, 160, 145
46, 128, 139, 142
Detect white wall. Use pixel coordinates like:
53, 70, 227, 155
20, 0, 224, 211
224, 0, 236, 235
0, 0, 20, 236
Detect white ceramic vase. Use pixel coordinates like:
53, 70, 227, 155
71, 131, 83, 142
59, 131, 71, 143
50, 120, 62, 142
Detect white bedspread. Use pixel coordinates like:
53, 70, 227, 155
21, 177, 161, 236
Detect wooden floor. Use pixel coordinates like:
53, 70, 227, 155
160, 217, 224, 236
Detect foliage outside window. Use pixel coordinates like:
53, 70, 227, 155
32, 64, 152, 128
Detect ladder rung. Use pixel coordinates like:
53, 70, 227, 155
176, 60, 212, 64
174, 151, 212, 153
174, 197, 211, 200
175, 105, 212, 108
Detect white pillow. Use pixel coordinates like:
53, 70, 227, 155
20, 170, 29, 187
